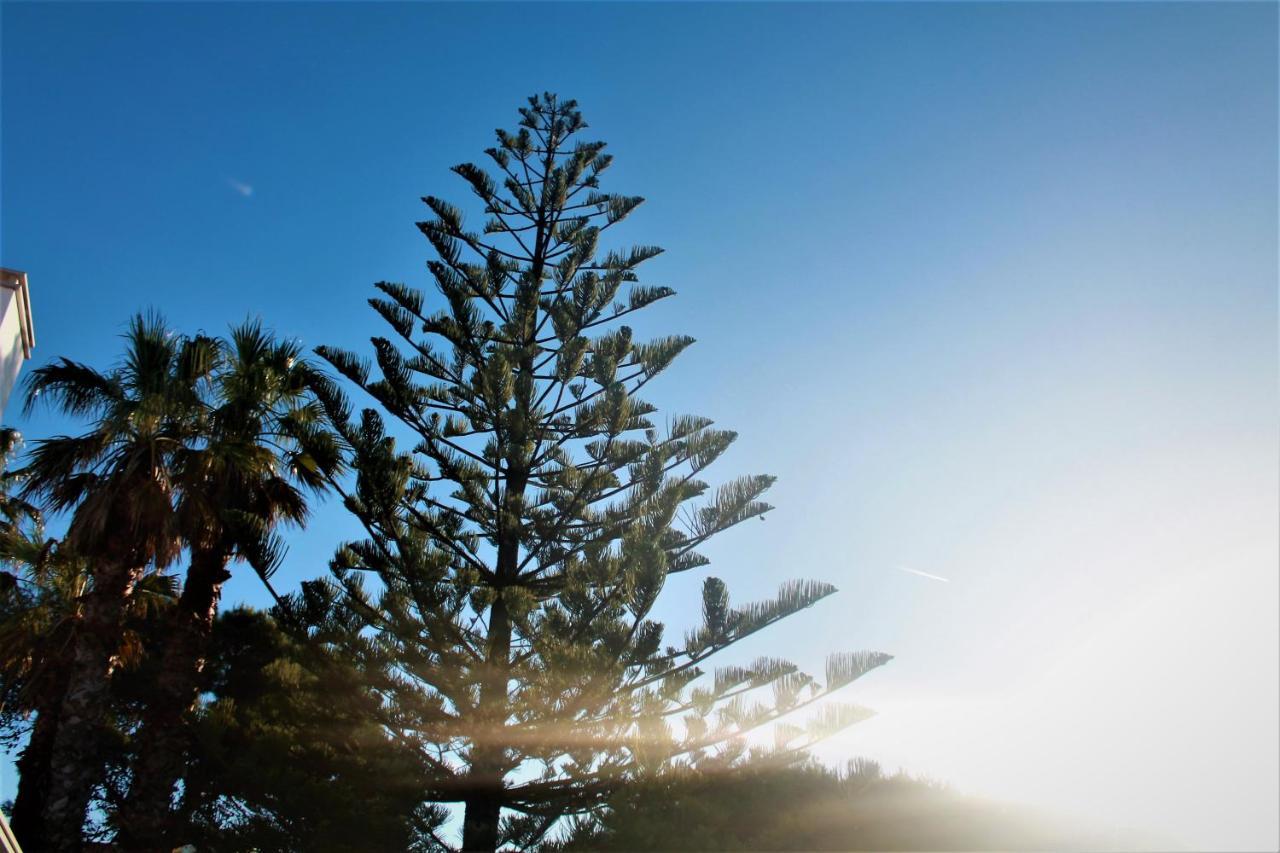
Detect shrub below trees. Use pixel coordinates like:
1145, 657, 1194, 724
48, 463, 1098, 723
552, 757, 1159, 852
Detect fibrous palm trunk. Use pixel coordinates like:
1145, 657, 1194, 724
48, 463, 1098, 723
42, 558, 147, 853
116, 546, 231, 850
10, 694, 60, 850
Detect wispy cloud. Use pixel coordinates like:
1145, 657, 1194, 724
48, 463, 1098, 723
895, 566, 950, 583
227, 178, 254, 197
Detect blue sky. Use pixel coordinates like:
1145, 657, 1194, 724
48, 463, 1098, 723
3, 3, 1277, 848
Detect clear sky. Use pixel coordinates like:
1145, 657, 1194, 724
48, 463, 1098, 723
2, 2, 1277, 849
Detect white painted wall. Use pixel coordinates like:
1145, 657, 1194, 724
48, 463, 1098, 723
0, 270, 34, 421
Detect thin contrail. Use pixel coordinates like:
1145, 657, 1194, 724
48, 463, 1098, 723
227, 178, 254, 197
896, 566, 950, 583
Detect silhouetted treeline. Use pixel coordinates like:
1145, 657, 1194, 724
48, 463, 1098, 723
2, 95, 896, 852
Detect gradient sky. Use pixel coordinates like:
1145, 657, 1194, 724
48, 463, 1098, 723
2, 3, 1277, 849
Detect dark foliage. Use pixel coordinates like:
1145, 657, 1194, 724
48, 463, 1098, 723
130, 606, 441, 852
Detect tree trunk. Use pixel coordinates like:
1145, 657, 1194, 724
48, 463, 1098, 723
462, 596, 512, 853
463, 471, 523, 852
42, 558, 147, 853
461, 789, 504, 853
116, 546, 231, 851
10, 697, 60, 850
462, 436, 533, 852
463, 119, 552, 851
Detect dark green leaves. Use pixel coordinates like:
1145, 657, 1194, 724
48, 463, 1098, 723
702, 577, 732, 640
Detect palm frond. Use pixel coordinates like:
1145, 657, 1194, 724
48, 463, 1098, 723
22, 358, 123, 417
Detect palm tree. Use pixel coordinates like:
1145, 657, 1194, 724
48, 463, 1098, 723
1, 524, 78, 851
0, 426, 63, 850
0, 427, 39, 540
1, 546, 177, 851
116, 322, 341, 849
20, 313, 216, 852
2, 428, 179, 851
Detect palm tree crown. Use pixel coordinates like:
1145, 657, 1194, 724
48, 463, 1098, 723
21, 312, 217, 570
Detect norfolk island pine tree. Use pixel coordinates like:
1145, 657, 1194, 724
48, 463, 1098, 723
309, 94, 892, 852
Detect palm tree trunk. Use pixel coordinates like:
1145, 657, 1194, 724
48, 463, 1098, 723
42, 558, 147, 853
12, 606, 76, 851
116, 546, 231, 851
10, 697, 60, 850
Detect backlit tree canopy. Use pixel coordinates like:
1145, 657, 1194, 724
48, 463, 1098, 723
312, 94, 891, 851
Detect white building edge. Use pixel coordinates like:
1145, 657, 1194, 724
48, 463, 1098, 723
0, 269, 35, 421
0, 269, 28, 847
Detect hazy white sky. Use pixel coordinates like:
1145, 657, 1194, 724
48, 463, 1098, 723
815, 439, 1277, 850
